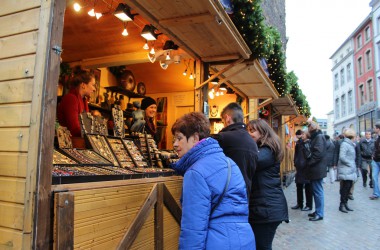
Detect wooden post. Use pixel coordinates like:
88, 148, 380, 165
155, 183, 164, 250
163, 184, 182, 224
55, 192, 74, 250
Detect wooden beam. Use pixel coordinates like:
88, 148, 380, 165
155, 183, 164, 250
54, 192, 74, 250
244, 98, 274, 118
159, 12, 213, 26
116, 184, 158, 249
197, 57, 244, 89
202, 54, 240, 62
163, 184, 182, 225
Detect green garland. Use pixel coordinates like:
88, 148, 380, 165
287, 71, 311, 117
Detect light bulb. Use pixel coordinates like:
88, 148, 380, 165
143, 42, 149, 50
150, 47, 155, 54
88, 8, 95, 17
73, 3, 81, 12
208, 91, 215, 99
189, 73, 194, 80
95, 12, 102, 19
183, 70, 187, 76
122, 28, 128, 36
166, 52, 171, 61
220, 91, 224, 95
216, 92, 220, 97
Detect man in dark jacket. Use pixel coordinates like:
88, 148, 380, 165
212, 102, 258, 199
306, 121, 327, 221
325, 135, 336, 183
358, 130, 375, 187
370, 122, 380, 200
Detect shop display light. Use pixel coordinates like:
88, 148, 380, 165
149, 47, 155, 55
73, 2, 82, 12
165, 52, 171, 61
88, 8, 95, 16
219, 83, 227, 91
141, 25, 161, 41
122, 23, 128, 36
143, 41, 149, 50
114, 3, 136, 22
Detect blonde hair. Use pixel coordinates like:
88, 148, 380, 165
343, 128, 356, 139
308, 121, 320, 132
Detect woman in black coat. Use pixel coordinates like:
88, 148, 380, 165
306, 121, 327, 221
247, 119, 288, 250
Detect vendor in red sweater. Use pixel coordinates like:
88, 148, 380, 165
57, 67, 96, 137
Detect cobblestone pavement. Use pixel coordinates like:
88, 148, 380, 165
273, 178, 380, 250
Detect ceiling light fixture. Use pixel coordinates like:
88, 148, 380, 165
122, 22, 128, 36
114, 3, 137, 22
150, 47, 155, 54
88, 8, 95, 16
219, 83, 228, 91
141, 25, 161, 41
95, 12, 102, 19
166, 52, 171, 61
73, 2, 81, 12
163, 40, 179, 51
143, 41, 149, 50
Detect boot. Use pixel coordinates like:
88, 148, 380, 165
339, 202, 348, 213
344, 203, 353, 211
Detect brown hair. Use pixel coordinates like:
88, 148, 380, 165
171, 112, 210, 140
70, 66, 94, 88
247, 119, 284, 162
343, 128, 356, 139
308, 121, 320, 132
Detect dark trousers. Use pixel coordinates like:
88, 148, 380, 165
250, 221, 281, 250
340, 180, 353, 203
296, 183, 313, 208
361, 160, 373, 186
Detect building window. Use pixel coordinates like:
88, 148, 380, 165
348, 90, 353, 114
365, 26, 371, 41
334, 73, 339, 90
357, 34, 362, 49
340, 68, 345, 86
366, 50, 372, 70
368, 79, 374, 102
359, 84, 365, 105
346, 63, 352, 82
335, 98, 340, 119
358, 57, 363, 75
341, 94, 346, 117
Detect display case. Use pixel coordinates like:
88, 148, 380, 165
86, 134, 120, 166
106, 136, 136, 168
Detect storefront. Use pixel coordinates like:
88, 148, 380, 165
0, 1, 297, 249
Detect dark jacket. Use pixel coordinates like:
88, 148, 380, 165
325, 138, 335, 167
374, 136, 380, 162
358, 138, 375, 165
306, 130, 327, 180
249, 146, 289, 224
172, 138, 255, 249
294, 139, 309, 184
332, 139, 343, 166
213, 122, 258, 198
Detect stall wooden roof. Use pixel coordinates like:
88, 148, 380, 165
210, 60, 279, 100
125, 0, 251, 62
272, 94, 299, 116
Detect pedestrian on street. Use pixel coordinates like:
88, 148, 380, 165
212, 102, 258, 199
171, 112, 256, 249
306, 121, 327, 221
325, 135, 336, 184
370, 122, 380, 200
358, 130, 375, 188
291, 129, 313, 211
337, 129, 358, 213
247, 119, 289, 250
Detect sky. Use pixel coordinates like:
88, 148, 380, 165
286, 0, 372, 119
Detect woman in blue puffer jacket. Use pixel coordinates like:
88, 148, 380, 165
171, 112, 255, 250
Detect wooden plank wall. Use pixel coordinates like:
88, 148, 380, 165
54, 178, 182, 249
0, 1, 58, 249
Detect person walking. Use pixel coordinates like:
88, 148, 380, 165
358, 130, 375, 188
306, 121, 327, 222
337, 129, 358, 213
291, 130, 313, 211
171, 112, 255, 249
370, 122, 380, 200
247, 119, 288, 250
212, 102, 258, 199
325, 135, 336, 184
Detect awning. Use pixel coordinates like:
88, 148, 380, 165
209, 59, 279, 100
126, 0, 251, 62
272, 94, 299, 116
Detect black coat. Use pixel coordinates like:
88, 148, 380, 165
325, 138, 335, 167
213, 122, 258, 198
306, 130, 327, 180
294, 139, 309, 184
358, 138, 375, 165
249, 146, 289, 224
332, 139, 343, 166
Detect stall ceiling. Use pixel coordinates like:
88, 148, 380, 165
272, 95, 299, 116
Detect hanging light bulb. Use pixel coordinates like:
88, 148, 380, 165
149, 47, 155, 54
220, 91, 224, 96
216, 91, 220, 97
95, 12, 102, 19
143, 41, 149, 50
166, 52, 171, 61
73, 3, 81, 12
122, 23, 128, 36
183, 69, 187, 76
189, 73, 194, 80
208, 91, 215, 99
88, 8, 95, 16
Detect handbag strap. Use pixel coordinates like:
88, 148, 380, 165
210, 159, 231, 216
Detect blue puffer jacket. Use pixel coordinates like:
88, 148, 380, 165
172, 137, 255, 250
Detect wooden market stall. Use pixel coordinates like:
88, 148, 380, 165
0, 0, 285, 249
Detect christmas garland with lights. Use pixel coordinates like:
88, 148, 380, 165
287, 71, 311, 117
